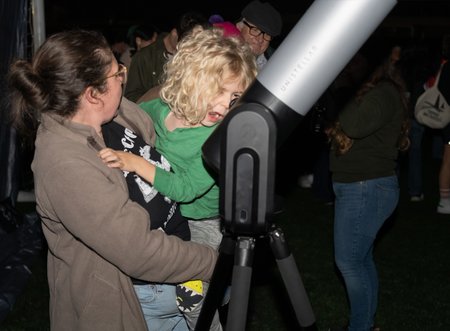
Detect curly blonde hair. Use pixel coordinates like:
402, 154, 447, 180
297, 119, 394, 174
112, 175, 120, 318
160, 27, 257, 125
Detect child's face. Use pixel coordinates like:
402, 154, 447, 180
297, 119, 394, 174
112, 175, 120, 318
202, 77, 244, 126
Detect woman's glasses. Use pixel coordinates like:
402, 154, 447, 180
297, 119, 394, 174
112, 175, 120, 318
243, 21, 272, 42
104, 64, 127, 85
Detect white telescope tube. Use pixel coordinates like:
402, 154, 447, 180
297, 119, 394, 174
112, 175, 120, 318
258, 0, 397, 116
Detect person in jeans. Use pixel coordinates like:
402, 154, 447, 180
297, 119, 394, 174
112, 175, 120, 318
327, 56, 410, 331
434, 35, 450, 213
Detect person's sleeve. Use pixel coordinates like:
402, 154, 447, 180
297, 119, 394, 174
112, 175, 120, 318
153, 154, 215, 202
40, 158, 217, 283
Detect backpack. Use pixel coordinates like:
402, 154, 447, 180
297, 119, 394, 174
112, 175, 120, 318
414, 61, 450, 129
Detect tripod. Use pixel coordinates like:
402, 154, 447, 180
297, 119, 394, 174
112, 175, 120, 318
197, 0, 397, 327
195, 225, 317, 331
198, 103, 316, 331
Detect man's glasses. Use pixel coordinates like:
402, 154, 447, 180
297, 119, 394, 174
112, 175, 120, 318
104, 64, 127, 85
243, 21, 272, 42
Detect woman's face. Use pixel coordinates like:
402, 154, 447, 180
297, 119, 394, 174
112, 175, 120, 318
202, 77, 244, 127
100, 61, 127, 123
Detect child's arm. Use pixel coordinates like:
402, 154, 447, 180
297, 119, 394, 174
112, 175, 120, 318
153, 155, 215, 202
98, 148, 156, 184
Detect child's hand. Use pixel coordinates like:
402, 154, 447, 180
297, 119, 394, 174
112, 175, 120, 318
98, 148, 156, 184
98, 148, 134, 172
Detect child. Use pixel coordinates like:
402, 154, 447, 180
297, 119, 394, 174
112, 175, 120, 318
99, 27, 257, 330
101, 120, 190, 331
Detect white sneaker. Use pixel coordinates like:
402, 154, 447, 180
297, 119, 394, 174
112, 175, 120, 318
298, 174, 314, 188
410, 194, 424, 202
437, 201, 450, 214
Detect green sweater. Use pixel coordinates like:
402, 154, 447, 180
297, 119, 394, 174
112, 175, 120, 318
330, 82, 404, 183
140, 98, 219, 219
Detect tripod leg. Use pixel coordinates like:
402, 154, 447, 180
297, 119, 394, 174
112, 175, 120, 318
225, 236, 255, 331
195, 233, 235, 331
269, 227, 317, 330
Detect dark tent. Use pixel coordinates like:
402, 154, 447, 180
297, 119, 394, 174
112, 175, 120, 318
0, 0, 44, 324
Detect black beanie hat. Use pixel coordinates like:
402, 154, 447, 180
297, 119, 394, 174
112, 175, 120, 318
241, 0, 282, 37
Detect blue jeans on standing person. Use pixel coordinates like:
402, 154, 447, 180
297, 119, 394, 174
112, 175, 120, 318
332, 175, 399, 331
134, 283, 188, 331
408, 118, 425, 197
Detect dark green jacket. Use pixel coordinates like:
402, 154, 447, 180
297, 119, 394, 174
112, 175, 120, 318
330, 81, 404, 182
124, 33, 168, 102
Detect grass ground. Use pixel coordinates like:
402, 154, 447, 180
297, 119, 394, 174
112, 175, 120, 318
2, 132, 450, 330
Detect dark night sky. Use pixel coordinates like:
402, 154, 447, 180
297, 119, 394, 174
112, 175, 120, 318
43, 0, 450, 45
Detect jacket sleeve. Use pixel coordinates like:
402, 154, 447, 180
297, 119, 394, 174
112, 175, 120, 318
37, 142, 217, 284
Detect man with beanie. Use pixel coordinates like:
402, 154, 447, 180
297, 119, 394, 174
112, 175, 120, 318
236, 0, 283, 70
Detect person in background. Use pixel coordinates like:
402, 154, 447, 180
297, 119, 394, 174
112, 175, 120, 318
434, 34, 450, 213
7, 29, 217, 331
235, 0, 283, 70
99, 27, 257, 330
327, 56, 410, 331
106, 28, 131, 66
135, 14, 240, 105
124, 11, 209, 103
120, 24, 160, 69
398, 41, 441, 203
209, 14, 242, 38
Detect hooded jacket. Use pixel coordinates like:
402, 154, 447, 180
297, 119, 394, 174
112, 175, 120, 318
32, 97, 217, 330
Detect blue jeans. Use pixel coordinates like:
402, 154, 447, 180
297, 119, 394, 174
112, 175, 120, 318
134, 283, 188, 331
408, 118, 425, 196
185, 219, 223, 331
333, 176, 399, 331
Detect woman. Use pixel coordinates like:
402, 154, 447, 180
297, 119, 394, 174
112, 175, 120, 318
7, 29, 217, 331
327, 58, 410, 331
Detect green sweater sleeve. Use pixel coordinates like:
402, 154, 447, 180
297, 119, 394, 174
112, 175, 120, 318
139, 99, 219, 218
153, 154, 216, 203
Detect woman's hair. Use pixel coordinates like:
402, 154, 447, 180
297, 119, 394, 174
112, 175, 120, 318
160, 27, 257, 125
8, 29, 114, 136
328, 58, 410, 155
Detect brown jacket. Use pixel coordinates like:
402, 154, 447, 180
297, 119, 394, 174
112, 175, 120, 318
32, 98, 217, 330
